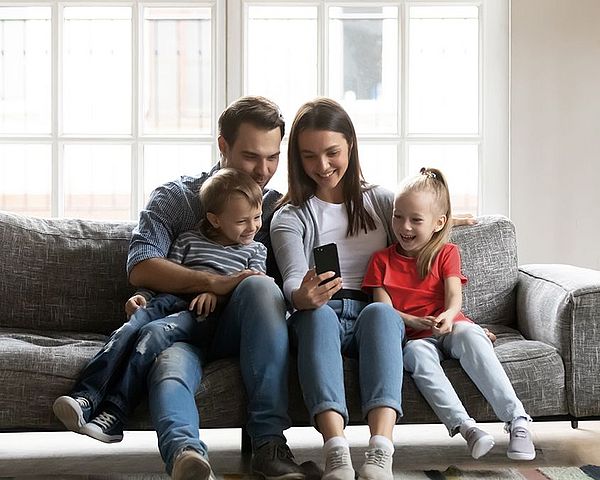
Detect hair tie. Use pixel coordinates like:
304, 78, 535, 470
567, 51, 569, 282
420, 167, 437, 180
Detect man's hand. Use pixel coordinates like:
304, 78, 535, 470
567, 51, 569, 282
209, 269, 264, 296
451, 214, 477, 227
125, 294, 147, 318
189, 292, 218, 319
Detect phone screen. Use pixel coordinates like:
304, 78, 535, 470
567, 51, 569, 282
313, 243, 341, 286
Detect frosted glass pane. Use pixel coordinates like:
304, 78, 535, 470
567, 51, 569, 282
408, 144, 478, 215
63, 144, 131, 220
143, 144, 212, 201
358, 144, 398, 193
143, 7, 212, 134
0, 144, 51, 217
408, 6, 479, 135
329, 7, 398, 134
0, 7, 51, 134
247, 6, 317, 126
62, 7, 131, 134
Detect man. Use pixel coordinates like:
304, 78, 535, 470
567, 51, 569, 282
127, 96, 305, 480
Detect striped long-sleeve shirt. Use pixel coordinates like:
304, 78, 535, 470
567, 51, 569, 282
126, 163, 283, 282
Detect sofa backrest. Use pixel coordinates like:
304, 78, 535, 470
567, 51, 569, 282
0, 211, 518, 334
451, 215, 518, 325
0, 211, 135, 334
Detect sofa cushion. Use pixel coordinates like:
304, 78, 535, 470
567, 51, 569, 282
451, 215, 518, 326
0, 211, 135, 334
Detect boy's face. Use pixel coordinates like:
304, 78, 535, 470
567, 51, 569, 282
218, 122, 281, 189
207, 193, 263, 246
392, 190, 446, 257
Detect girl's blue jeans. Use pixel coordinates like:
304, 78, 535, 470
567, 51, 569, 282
403, 322, 530, 436
290, 300, 405, 426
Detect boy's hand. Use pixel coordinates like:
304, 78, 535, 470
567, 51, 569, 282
190, 292, 218, 320
125, 294, 147, 318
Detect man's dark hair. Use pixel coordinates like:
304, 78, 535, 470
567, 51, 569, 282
218, 96, 285, 146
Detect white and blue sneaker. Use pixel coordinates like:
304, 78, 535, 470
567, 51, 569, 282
53, 395, 93, 433
80, 410, 124, 443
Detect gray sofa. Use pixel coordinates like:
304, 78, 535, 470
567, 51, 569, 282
1, 211, 599, 439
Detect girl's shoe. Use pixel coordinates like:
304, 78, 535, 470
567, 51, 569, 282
357, 447, 393, 480
322, 446, 355, 480
464, 426, 495, 459
507, 426, 536, 460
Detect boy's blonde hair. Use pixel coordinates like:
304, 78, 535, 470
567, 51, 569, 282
398, 167, 452, 278
199, 168, 262, 239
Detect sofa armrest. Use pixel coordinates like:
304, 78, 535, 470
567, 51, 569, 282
517, 264, 600, 418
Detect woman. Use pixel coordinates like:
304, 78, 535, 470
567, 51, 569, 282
270, 98, 404, 480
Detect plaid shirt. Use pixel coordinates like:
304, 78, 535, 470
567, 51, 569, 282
127, 163, 283, 282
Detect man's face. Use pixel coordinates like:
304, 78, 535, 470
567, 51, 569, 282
218, 122, 282, 189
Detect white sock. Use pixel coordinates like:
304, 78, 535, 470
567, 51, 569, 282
511, 416, 529, 431
459, 418, 477, 437
369, 435, 394, 453
324, 436, 349, 452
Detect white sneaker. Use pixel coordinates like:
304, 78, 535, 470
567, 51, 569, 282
463, 426, 495, 459
357, 447, 393, 480
507, 426, 536, 460
322, 446, 355, 480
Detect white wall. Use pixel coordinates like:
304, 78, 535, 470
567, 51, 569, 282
510, 0, 600, 270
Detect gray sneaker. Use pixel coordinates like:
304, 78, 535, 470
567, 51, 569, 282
251, 441, 305, 480
357, 447, 393, 480
464, 426, 495, 459
172, 448, 216, 480
323, 446, 355, 480
507, 426, 536, 460
52, 395, 92, 433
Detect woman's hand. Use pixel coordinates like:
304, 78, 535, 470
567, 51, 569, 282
125, 294, 147, 318
189, 292, 218, 319
291, 268, 342, 310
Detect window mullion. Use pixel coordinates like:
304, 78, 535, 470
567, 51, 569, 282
52, 2, 62, 217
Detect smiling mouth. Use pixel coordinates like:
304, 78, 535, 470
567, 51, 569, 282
400, 234, 416, 242
317, 170, 335, 179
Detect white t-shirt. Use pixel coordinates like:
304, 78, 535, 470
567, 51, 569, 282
308, 195, 388, 290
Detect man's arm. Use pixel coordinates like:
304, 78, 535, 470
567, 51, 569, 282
129, 257, 258, 296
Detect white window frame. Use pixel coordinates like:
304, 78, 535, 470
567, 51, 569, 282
226, 0, 509, 216
0, 0, 227, 219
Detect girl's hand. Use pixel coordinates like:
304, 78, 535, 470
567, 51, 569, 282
125, 294, 147, 318
292, 268, 342, 310
189, 292, 218, 320
403, 315, 437, 331
432, 311, 455, 335
483, 327, 497, 343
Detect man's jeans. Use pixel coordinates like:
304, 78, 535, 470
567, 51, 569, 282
146, 276, 291, 475
403, 322, 530, 435
290, 300, 405, 426
71, 293, 188, 412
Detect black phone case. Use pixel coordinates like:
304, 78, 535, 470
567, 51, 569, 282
313, 243, 341, 285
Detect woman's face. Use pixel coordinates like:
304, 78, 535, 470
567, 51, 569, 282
297, 129, 350, 203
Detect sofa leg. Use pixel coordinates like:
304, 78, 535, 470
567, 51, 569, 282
241, 426, 252, 455
571, 419, 579, 429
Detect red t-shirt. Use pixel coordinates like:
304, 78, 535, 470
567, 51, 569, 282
362, 243, 471, 340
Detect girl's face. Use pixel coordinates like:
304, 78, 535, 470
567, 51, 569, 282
207, 193, 262, 246
392, 190, 446, 257
297, 129, 350, 203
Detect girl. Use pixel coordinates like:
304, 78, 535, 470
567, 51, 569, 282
271, 98, 405, 480
362, 167, 535, 461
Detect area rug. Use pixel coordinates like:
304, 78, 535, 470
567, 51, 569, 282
385, 465, 600, 479
217, 465, 600, 480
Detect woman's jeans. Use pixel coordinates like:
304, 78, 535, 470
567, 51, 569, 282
403, 322, 529, 435
146, 276, 291, 475
290, 300, 405, 426
71, 293, 189, 412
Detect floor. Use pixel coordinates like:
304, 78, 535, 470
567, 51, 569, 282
1, 421, 599, 479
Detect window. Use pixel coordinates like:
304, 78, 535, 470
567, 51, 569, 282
0, 0, 508, 220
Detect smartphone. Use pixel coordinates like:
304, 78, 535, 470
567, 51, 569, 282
313, 243, 341, 286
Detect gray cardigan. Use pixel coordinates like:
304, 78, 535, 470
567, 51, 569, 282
270, 185, 395, 304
